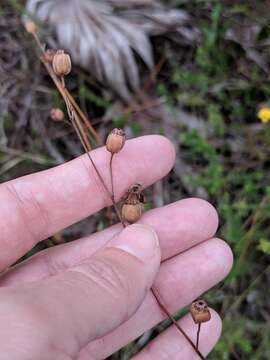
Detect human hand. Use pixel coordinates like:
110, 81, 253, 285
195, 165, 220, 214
0, 135, 233, 359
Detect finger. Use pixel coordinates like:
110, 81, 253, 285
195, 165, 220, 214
0, 225, 160, 359
0, 198, 218, 286
0, 135, 175, 270
133, 309, 222, 360
78, 238, 233, 359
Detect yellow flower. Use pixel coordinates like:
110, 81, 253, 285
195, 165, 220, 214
258, 107, 270, 123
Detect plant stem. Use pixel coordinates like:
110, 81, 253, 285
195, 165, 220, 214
151, 288, 205, 360
109, 154, 115, 201
32, 32, 101, 146
65, 91, 102, 146
109, 153, 125, 227
31, 30, 125, 225
196, 323, 201, 351
31, 28, 204, 360
68, 105, 124, 227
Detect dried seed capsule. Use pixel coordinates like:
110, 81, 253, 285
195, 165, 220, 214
50, 108, 64, 122
25, 21, 37, 34
52, 50, 72, 77
190, 300, 211, 324
106, 128, 125, 154
122, 203, 142, 224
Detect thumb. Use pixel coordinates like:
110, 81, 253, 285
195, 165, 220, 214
0, 224, 160, 359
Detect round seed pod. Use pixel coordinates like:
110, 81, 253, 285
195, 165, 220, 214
52, 50, 72, 77
106, 128, 126, 154
25, 21, 37, 34
50, 108, 64, 122
190, 300, 211, 324
122, 203, 142, 224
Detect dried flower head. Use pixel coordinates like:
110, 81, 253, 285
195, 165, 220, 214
25, 20, 37, 34
52, 50, 72, 77
190, 300, 211, 324
121, 184, 145, 223
106, 128, 126, 154
50, 108, 64, 122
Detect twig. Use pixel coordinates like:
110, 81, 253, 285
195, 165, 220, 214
151, 288, 205, 360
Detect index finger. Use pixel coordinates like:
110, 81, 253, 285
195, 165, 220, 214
0, 135, 175, 271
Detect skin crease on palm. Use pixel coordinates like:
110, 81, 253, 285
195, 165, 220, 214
0, 135, 233, 360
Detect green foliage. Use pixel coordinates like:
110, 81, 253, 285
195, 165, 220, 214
79, 85, 112, 110
257, 238, 270, 255
167, 2, 270, 357
209, 319, 253, 359
180, 130, 225, 195
196, 2, 229, 76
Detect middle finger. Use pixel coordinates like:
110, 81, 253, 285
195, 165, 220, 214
0, 198, 218, 286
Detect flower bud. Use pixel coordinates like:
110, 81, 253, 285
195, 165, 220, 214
25, 21, 37, 34
106, 128, 125, 154
122, 203, 142, 224
50, 108, 64, 122
52, 50, 72, 77
190, 300, 211, 324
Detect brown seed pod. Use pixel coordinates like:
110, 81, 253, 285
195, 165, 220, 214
106, 128, 126, 154
52, 50, 72, 77
50, 108, 64, 122
121, 184, 145, 223
122, 203, 142, 224
25, 21, 37, 34
43, 49, 56, 63
122, 184, 145, 205
190, 300, 211, 324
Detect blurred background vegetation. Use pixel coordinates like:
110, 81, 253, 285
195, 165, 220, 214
1, 0, 270, 359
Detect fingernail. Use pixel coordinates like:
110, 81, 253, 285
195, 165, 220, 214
112, 224, 159, 262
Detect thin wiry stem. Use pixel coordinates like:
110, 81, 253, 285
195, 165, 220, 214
151, 288, 205, 360
61, 76, 65, 88
65, 91, 102, 146
32, 31, 101, 146
31, 30, 123, 225
109, 153, 125, 227
30, 27, 203, 359
109, 154, 115, 201
196, 323, 201, 351
64, 96, 124, 226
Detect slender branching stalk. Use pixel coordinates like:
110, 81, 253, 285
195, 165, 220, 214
31, 31, 101, 146
108, 153, 124, 226
30, 29, 124, 225
28, 25, 205, 359
61, 76, 65, 88
109, 153, 115, 201
196, 323, 201, 351
151, 288, 205, 360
